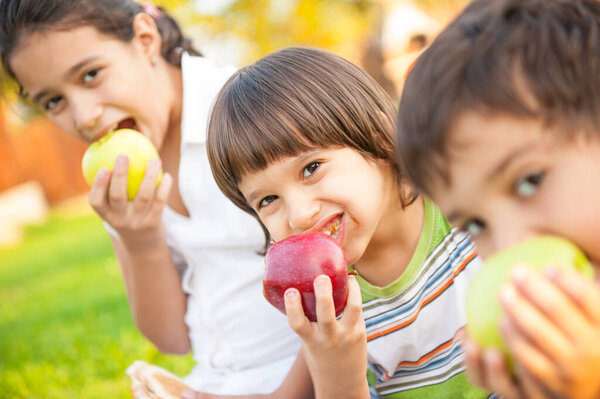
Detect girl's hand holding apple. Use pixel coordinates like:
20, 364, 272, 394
82, 129, 173, 248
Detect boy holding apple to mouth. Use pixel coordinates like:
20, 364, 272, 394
206, 46, 487, 398
395, 0, 600, 397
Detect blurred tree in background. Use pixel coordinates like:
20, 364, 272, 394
162, 0, 380, 66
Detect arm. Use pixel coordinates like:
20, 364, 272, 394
465, 266, 600, 399
112, 235, 190, 354
182, 351, 314, 399
182, 275, 368, 399
285, 275, 370, 399
90, 156, 190, 354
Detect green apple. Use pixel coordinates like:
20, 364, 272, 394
81, 129, 162, 200
466, 235, 594, 367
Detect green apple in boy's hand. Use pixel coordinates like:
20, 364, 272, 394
81, 129, 162, 200
466, 235, 594, 366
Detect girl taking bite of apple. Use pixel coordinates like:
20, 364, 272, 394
0, 0, 308, 397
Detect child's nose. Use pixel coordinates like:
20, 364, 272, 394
489, 224, 537, 255
72, 96, 103, 136
287, 198, 319, 233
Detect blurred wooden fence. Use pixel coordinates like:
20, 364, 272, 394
0, 114, 89, 205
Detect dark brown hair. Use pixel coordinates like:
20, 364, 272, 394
396, 0, 600, 194
207, 46, 414, 247
0, 0, 200, 81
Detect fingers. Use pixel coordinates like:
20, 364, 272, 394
341, 275, 364, 327
464, 338, 486, 388
314, 275, 336, 332
545, 267, 600, 324
131, 158, 162, 214
516, 367, 550, 399
87, 155, 168, 232
499, 316, 559, 390
509, 266, 589, 341
481, 348, 522, 399
88, 166, 111, 213
149, 172, 172, 213
284, 288, 312, 339
500, 282, 571, 364
107, 154, 130, 212
285, 274, 365, 344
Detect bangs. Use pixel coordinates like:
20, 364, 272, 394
207, 46, 406, 236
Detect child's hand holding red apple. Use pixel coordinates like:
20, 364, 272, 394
263, 232, 370, 399
284, 274, 369, 399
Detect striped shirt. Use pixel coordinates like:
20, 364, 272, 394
356, 198, 490, 398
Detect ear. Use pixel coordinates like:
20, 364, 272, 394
132, 13, 162, 64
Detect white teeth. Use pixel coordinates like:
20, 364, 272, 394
322, 218, 341, 238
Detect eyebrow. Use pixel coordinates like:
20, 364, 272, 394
245, 191, 261, 208
484, 141, 538, 183
446, 140, 538, 225
32, 56, 100, 105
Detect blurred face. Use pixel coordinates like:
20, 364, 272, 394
9, 22, 172, 149
238, 147, 400, 265
429, 111, 600, 269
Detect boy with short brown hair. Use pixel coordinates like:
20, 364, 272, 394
395, 0, 600, 397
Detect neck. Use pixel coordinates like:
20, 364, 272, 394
355, 187, 424, 287
158, 63, 183, 159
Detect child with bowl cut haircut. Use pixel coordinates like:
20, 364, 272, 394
206, 46, 488, 398
396, 0, 600, 398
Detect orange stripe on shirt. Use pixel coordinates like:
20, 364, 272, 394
367, 252, 476, 342
382, 327, 466, 379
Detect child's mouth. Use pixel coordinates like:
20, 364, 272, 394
116, 118, 139, 132
323, 218, 341, 239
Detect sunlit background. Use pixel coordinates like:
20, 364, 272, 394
0, 1, 468, 397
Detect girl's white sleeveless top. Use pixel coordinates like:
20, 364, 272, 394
161, 54, 300, 394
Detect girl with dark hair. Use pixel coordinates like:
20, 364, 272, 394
0, 0, 305, 396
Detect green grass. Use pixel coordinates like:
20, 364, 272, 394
0, 212, 194, 398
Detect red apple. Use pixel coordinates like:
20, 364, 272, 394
263, 232, 349, 322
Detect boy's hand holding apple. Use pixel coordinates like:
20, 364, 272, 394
263, 232, 370, 399
464, 236, 600, 399
81, 129, 172, 247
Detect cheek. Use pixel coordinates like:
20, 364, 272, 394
49, 115, 80, 141
260, 215, 288, 243
562, 211, 600, 264
542, 176, 600, 263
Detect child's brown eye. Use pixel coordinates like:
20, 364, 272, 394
258, 195, 277, 209
82, 68, 99, 84
515, 172, 545, 198
302, 162, 320, 178
44, 95, 62, 111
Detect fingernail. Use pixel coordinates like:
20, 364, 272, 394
545, 267, 559, 279
98, 167, 110, 178
314, 275, 329, 287
285, 288, 297, 299
511, 265, 528, 283
148, 158, 160, 170
499, 285, 516, 305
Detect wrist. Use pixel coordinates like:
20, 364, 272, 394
119, 223, 167, 252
